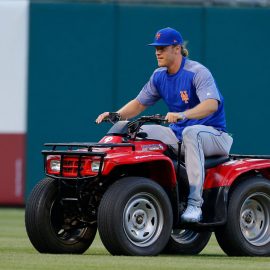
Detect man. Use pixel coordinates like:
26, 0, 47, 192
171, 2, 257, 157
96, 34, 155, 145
96, 27, 233, 223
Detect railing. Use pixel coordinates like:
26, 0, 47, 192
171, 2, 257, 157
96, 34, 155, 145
33, 0, 270, 7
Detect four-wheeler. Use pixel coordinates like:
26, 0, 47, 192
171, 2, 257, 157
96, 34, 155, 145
25, 114, 270, 256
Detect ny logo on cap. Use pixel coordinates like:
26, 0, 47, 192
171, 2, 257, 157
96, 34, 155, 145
155, 33, 161, 40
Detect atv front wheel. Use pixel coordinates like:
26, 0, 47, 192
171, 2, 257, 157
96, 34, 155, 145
25, 178, 97, 253
215, 176, 270, 256
163, 229, 211, 254
98, 177, 173, 256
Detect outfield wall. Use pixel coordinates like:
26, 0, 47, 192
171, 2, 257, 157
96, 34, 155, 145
0, 1, 270, 203
0, 1, 29, 205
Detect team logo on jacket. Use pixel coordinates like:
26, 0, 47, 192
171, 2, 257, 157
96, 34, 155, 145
180, 90, 189, 104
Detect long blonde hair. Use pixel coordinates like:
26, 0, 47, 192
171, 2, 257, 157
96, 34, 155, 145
181, 45, 189, 57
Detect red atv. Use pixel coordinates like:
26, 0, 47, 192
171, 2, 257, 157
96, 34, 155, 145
25, 114, 270, 256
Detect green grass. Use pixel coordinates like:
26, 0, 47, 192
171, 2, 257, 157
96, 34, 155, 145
1, 208, 270, 270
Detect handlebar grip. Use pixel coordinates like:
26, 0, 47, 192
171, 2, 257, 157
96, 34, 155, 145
103, 112, 121, 123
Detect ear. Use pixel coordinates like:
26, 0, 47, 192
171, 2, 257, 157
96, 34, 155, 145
174, 45, 181, 54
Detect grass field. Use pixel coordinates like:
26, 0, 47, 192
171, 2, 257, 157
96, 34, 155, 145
1, 208, 270, 270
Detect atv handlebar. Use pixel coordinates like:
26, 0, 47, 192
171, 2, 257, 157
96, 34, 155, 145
127, 115, 168, 137
128, 114, 168, 126
108, 113, 169, 138
101, 113, 168, 138
103, 113, 168, 125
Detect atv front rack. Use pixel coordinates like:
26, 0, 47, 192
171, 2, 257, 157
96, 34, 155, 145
42, 142, 135, 179
43, 142, 135, 151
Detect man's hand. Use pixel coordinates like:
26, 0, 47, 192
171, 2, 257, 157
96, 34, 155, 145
165, 112, 185, 123
96, 112, 110, 124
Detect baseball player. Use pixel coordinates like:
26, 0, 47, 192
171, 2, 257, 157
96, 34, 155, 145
96, 27, 233, 223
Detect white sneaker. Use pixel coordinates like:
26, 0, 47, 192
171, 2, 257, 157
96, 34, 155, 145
181, 205, 202, 223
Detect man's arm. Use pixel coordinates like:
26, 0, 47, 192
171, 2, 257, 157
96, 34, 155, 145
95, 99, 147, 124
166, 99, 218, 123
182, 99, 218, 119
117, 99, 147, 119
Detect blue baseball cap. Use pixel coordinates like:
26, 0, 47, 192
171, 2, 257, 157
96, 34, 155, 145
148, 27, 183, 46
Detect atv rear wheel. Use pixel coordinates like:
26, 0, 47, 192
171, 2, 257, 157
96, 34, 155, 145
25, 177, 97, 254
98, 177, 173, 256
215, 176, 270, 256
163, 229, 211, 254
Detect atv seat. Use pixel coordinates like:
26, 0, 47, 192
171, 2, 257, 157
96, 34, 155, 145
165, 146, 230, 169
171, 155, 230, 173
204, 155, 230, 169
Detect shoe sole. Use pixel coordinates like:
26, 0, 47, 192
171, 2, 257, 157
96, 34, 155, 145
181, 215, 202, 223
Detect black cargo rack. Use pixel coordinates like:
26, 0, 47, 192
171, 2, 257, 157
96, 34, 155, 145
43, 142, 135, 151
42, 142, 135, 179
230, 154, 270, 159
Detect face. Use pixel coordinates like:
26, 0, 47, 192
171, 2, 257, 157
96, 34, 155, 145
155, 45, 180, 67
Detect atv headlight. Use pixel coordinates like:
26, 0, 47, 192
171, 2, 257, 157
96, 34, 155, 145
91, 161, 101, 172
50, 159, 60, 172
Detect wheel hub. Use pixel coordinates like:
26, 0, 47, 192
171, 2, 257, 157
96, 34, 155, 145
241, 209, 255, 229
240, 193, 270, 246
50, 199, 90, 244
132, 210, 147, 229
123, 193, 164, 247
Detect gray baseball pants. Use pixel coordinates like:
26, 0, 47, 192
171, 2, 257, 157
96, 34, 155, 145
140, 124, 233, 207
